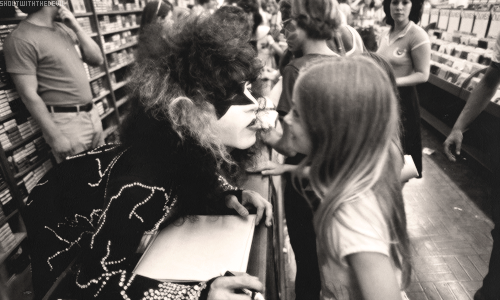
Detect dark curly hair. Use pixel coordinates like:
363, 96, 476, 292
291, 0, 342, 40
383, 0, 424, 27
122, 9, 263, 173
226, 0, 263, 36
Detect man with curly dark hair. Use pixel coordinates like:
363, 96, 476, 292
22, 8, 273, 300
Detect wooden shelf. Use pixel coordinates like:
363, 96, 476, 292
101, 25, 140, 35
88, 72, 106, 82
0, 232, 27, 265
14, 155, 50, 180
0, 210, 18, 229
0, 112, 18, 124
103, 125, 118, 138
100, 108, 115, 120
109, 60, 134, 73
97, 9, 143, 15
104, 41, 137, 54
1, 12, 92, 22
112, 80, 128, 91
92, 90, 111, 103
428, 74, 461, 97
75, 12, 94, 17
4, 129, 42, 153
116, 96, 128, 108
428, 74, 500, 118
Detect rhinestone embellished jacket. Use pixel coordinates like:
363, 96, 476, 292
23, 144, 241, 300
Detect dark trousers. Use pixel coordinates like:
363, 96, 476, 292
398, 86, 423, 177
481, 183, 500, 300
283, 170, 321, 300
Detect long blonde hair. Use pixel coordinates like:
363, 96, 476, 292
293, 56, 411, 287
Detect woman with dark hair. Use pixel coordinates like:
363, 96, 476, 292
377, 0, 430, 178
139, 0, 174, 32
23, 10, 273, 300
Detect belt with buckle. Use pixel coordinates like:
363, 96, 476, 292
47, 102, 93, 113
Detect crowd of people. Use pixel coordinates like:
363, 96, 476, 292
3, 0, 499, 299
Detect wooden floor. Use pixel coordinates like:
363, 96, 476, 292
403, 123, 494, 300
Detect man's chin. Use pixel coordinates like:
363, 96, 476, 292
230, 137, 257, 151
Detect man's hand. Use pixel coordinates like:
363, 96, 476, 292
225, 190, 272, 227
443, 129, 463, 162
51, 135, 75, 161
208, 274, 263, 300
58, 6, 81, 33
247, 161, 296, 176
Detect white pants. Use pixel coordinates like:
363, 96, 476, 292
45, 106, 105, 163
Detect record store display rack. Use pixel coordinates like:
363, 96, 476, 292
0, 0, 144, 298
417, 1, 500, 174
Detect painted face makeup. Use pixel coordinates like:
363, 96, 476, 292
213, 89, 256, 119
213, 86, 261, 149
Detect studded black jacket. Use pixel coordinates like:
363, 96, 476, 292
23, 144, 241, 300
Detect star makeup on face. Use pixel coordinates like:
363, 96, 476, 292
213, 85, 261, 149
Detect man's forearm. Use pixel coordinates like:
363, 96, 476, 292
75, 28, 103, 66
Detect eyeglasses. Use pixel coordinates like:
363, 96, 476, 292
280, 18, 296, 32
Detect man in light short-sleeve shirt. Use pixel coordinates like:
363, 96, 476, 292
4, 4, 104, 163
444, 32, 500, 300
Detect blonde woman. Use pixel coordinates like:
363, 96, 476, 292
285, 56, 411, 300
